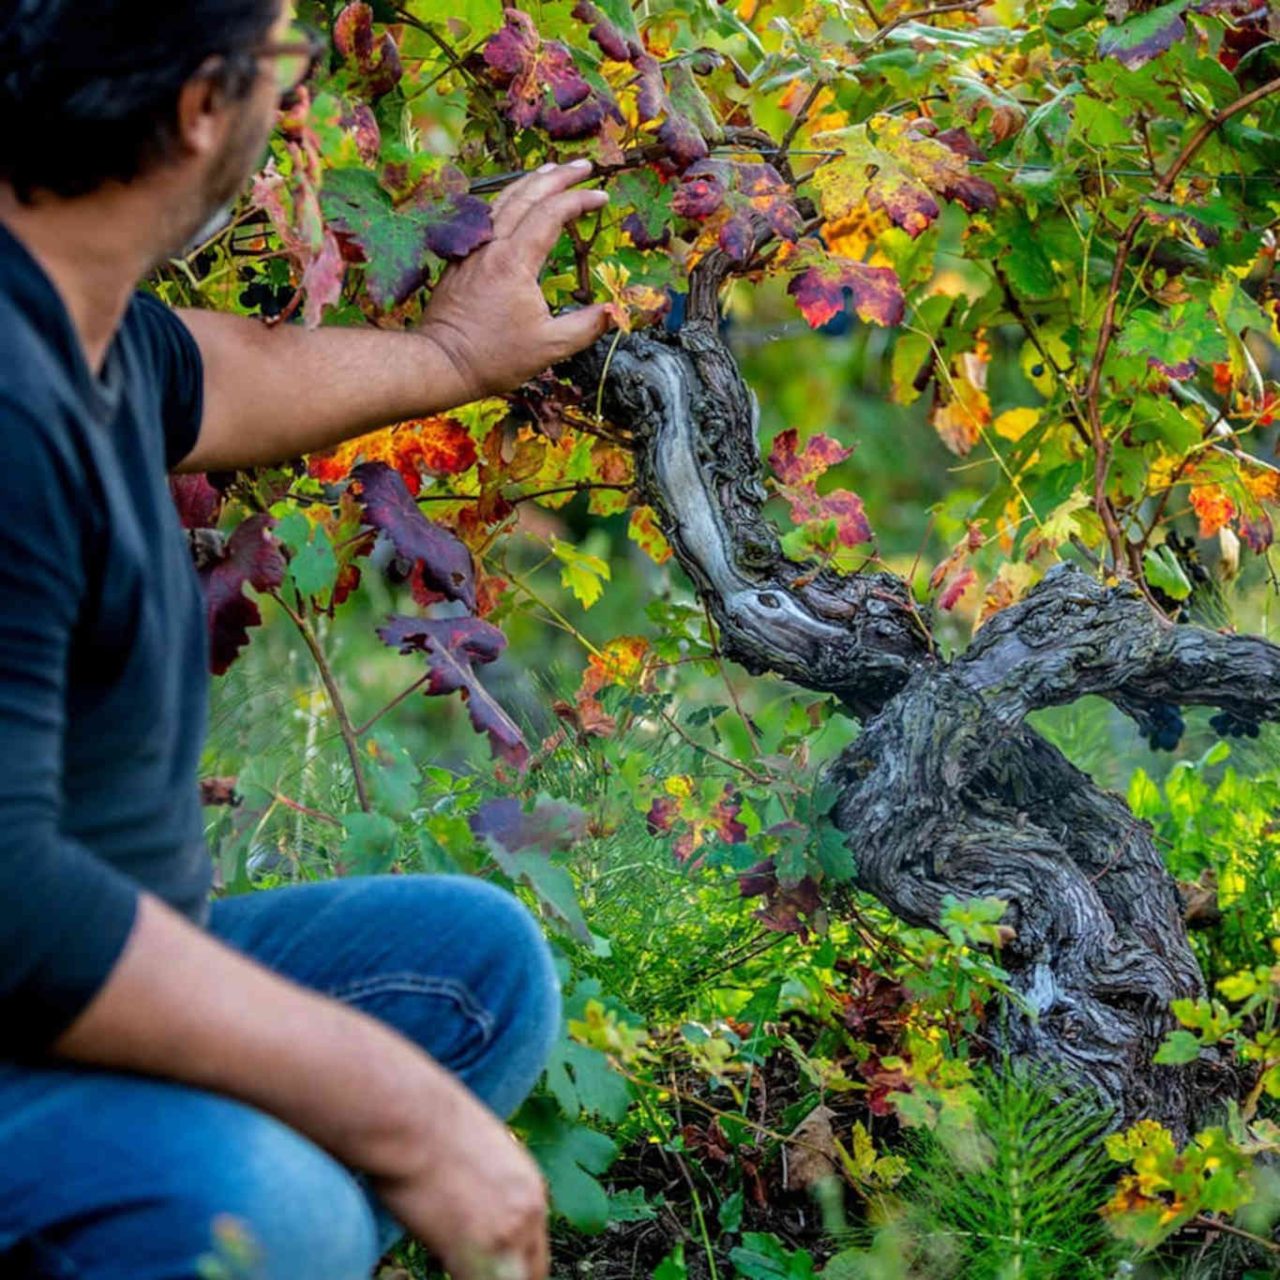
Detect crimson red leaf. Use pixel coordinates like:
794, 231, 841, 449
938, 566, 977, 610
671, 172, 725, 220
787, 261, 905, 329
353, 461, 475, 610
785, 486, 873, 547
378, 615, 528, 767
769, 429, 852, 485
200, 515, 286, 675
170, 474, 223, 530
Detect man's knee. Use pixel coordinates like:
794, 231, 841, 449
188, 1116, 379, 1280
77, 1102, 381, 1280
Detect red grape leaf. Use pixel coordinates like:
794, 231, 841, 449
769, 429, 852, 485
321, 166, 492, 308
787, 260, 905, 329
352, 461, 476, 610
630, 51, 710, 169
334, 2, 403, 100
169, 474, 223, 530
378, 615, 529, 767
737, 852, 826, 941
200, 515, 286, 676
783, 485, 873, 548
483, 7, 617, 140
938, 565, 978, 611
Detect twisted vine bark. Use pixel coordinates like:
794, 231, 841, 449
565, 260, 1280, 1136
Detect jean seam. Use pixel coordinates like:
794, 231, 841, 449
324, 972, 496, 1045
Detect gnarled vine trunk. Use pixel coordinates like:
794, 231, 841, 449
565, 263, 1280, 1138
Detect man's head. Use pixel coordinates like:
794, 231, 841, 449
0, 0, 302, 251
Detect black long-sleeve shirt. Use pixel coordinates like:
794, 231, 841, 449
0, 222, 211, 1049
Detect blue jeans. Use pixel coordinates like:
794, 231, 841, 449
0, 875, 561, 1280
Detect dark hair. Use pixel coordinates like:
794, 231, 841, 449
0, 0, 280, 200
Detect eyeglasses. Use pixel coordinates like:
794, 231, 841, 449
250, 21, 327, 109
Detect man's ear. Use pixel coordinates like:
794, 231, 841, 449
175, 59, 230, 159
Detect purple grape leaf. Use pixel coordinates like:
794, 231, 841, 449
571, 0, 632, 61
334, 2, 403, 100
321, 167, 492, 308
788, 261, 906, 329
614, 169, 673, 249
483, 7, 618, 140
378, 615, 529, 767
169, 474, 223, 530
470, 796, 589, 855
673, 160, 801, 256
470, 797, 590, 937
352, 462, 476, 610
200, 515, 286, 676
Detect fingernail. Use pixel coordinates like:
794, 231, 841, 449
537, 162, 557, 173
568, 157, 593, 169
587, 190, 609, 203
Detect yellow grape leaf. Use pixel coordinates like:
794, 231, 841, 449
552, 538, 611, 608
813, 116, 996, 239
993, 407, 1040, 442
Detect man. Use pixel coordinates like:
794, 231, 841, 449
0, 2, 612, 1278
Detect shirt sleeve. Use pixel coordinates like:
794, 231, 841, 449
128, 291, 206, 471
0, 402, 140, 1051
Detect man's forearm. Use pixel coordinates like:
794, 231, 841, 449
56, 893, 464, 1181
176, 311, 473, 473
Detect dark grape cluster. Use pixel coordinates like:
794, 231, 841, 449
1209, 710, 1262, 740
1142, 702, 1186, 752
238, 281, 293, 319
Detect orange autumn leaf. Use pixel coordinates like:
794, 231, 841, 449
1189, 484, 1236, 539
932, 347, 991, 456
310, 416, 477, 494
629, 505, 673, 564
1243, 468, 1280, 505
580, 635, 652, 699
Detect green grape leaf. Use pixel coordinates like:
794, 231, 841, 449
518, 1097, 618, 1233
321, 166, 492, 308
1153, 1028, 1202, 1064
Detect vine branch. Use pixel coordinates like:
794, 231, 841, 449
270, 590, 372, 813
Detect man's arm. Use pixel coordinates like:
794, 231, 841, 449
60, 895, 551, 1280
176, 162, 610, 473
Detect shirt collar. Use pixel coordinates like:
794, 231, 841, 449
0, 217, 125, 422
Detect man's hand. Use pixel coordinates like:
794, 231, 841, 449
375, 1074, 550, 1280
420, 159, 613, 402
